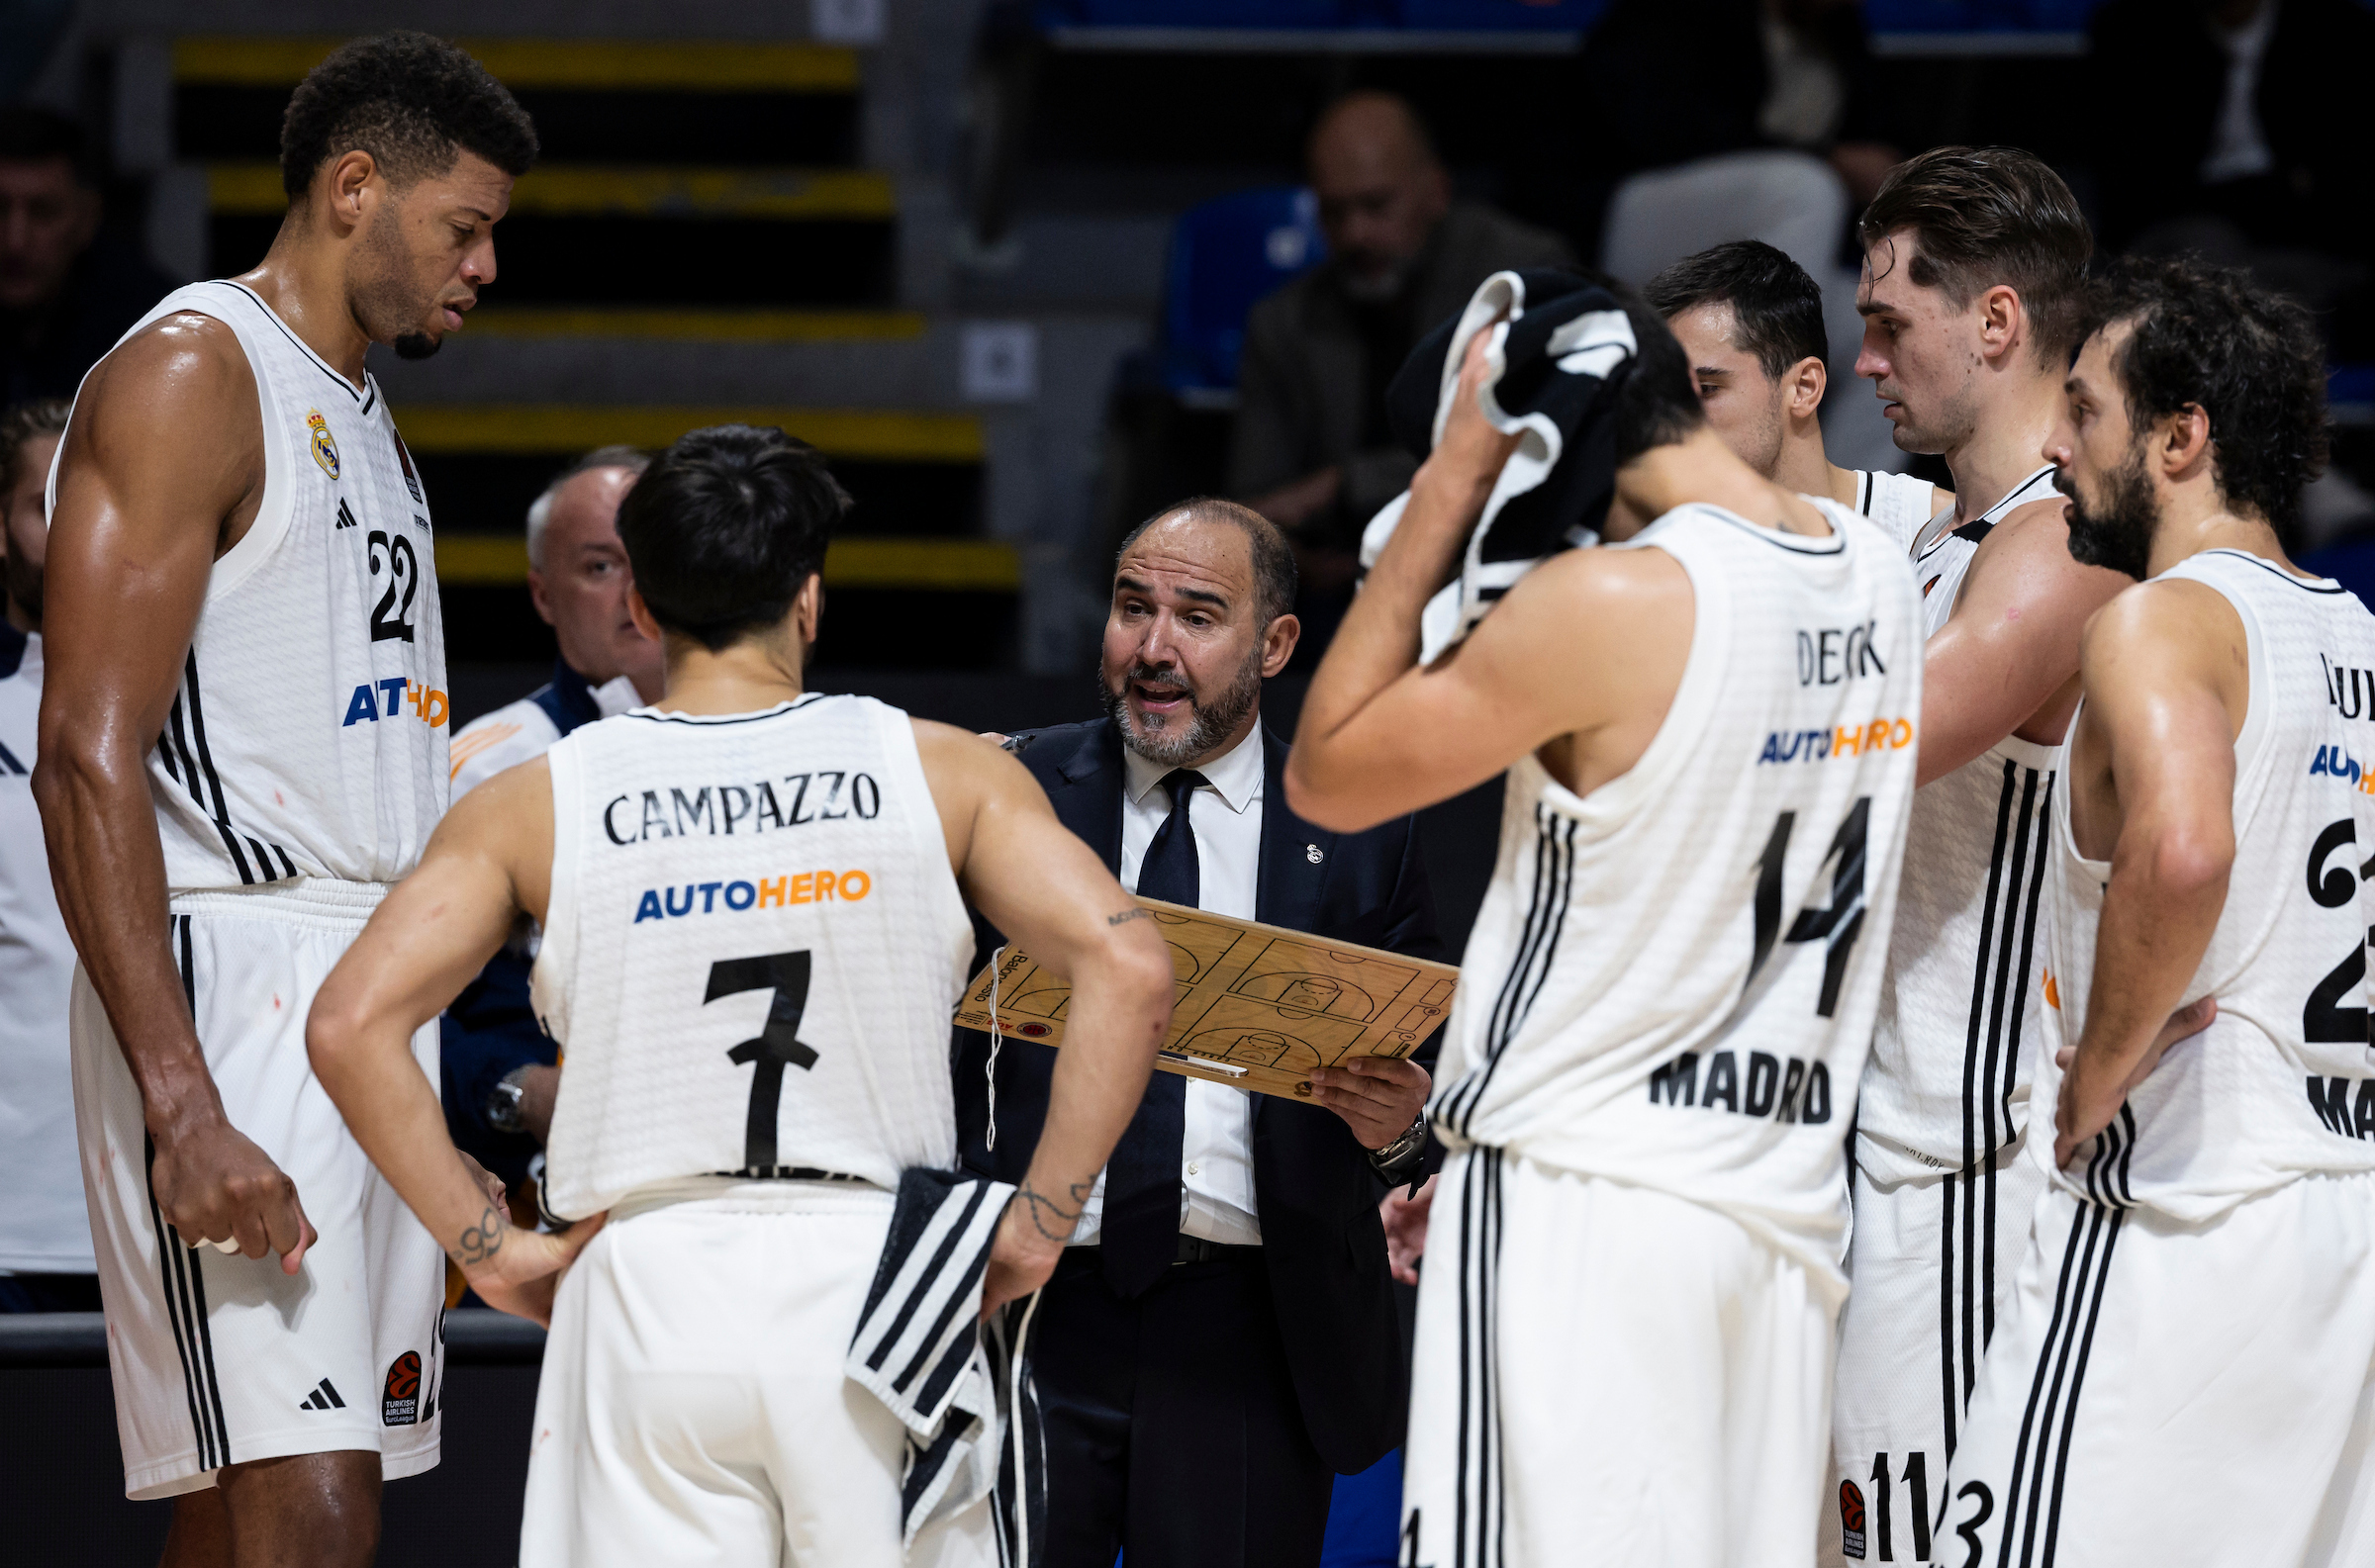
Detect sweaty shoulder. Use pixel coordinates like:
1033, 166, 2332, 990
2083, 574, 2243, 668
1959, 495, 2125, 610
79, 311, 254, 424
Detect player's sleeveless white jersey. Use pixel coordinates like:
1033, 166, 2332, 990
532, 694, 975, 1218
1854, 464, 2067, 1185
1852, 468, 1941, 549
50, 281, 447, 890
1427, 499, 1922, 1281
2036, 550, 2375, 1221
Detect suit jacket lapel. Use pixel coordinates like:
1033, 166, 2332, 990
1052, 718, 1128, 876
1257, 722, 1333, 939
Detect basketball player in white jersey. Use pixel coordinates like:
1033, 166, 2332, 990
1821, 147, 2146, 1563
33, 35, 533, 1564
307, 425, 1176, 1567
1647, 239, 1949, 534
1288, 293, 1923, 1565
1943, 257, 2375, 1567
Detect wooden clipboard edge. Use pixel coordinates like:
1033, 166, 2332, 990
956, 896, 1460, 1100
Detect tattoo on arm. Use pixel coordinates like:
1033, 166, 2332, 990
1106, 908, 1152, 927
1016, 1181, 1085, 1245
453, 1203, 508, 1267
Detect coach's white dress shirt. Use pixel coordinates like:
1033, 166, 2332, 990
1065, 721, 1266, 1247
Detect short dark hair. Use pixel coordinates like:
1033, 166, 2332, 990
0, 107, 96, 185
1857, 145, 2092, 364
616, 425, 852, 653
0, 398, 68, 496
2084, 256, 2329, 545
1607, 284, 1707, 462
1644, 240, 1829, 380
279, 33, 537, 200
1117, 499, 1299, 625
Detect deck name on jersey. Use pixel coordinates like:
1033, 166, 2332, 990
340, 678, 448, 728
2324, 654, 2375, 720
2308, 1075, 2375, 1141
632, 870, 873, 923
1647, 1048, 1835, 1123
1796, 622, 1888, 686
602, 772, 881, 845
1758, 716, 1916, 766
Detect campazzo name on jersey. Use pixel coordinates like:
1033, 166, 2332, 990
602, 768, 882, 845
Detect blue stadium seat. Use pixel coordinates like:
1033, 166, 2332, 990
1394, 0, 1604, 27
1034, 0, 1353, 27
1160, 185, 1328, 395
1861, 0, 2103, 29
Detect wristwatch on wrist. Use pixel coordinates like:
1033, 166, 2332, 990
485, 1066, 533, 1135
1368, 1115, 1429, 1189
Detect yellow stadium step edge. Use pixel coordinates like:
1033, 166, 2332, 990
174, 37, 862, 92
456, 308, 927, 343
207, 164, 896, 222
436, 535, 1021, 593
397, 407, 982, 464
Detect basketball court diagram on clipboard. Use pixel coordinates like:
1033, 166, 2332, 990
955, 898, 1460, 1099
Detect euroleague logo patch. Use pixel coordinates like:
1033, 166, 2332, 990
1839, 1479, 1867, 1559
307, 410, 339, 479
382, 1349, 422, 1427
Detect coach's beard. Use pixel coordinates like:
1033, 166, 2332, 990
1103, 647, 1264, 769
2058, 446, 2159, 581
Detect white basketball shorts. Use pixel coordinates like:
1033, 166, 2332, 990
1401, 1147, 1838, 1568
522, 1178, 998, 1568
70, 879, 446, 1500
1940, 1175, 2375, 1568
1824, 1138, 2045, 1565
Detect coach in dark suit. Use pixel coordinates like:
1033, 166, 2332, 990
954, 498, 1440, 1568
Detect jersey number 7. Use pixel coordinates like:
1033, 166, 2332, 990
1748, 797, 1871, 1018
707, 953, 818, 1170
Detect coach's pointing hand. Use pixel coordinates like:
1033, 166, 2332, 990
151, 1111, 317, 1274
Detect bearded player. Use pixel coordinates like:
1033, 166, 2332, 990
1943, 256, 2375, 1568
35, 35, 531, 1565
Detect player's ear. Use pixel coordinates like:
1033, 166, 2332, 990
321, 149, 379, 235
2161, 403, 2215, 481
625, 585, 661, 643
1789, 356, 1827, 420
792, 573, 823, 647
1977, 284, 2023, 364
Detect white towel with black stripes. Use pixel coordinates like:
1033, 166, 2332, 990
846, 1166, 1034, 1558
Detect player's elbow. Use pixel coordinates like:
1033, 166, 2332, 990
1104, 924, 1179, 1041
30, 727, 133, 833
1282, 752, 1387, 836
303, 984, 372, 1096
2136, 822, 2232, 904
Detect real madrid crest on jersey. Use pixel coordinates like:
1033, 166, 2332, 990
306, 410, 339, 479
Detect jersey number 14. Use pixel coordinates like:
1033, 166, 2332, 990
1749, 797, 1871, 1018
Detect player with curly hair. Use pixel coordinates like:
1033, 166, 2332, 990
35, 32, 534, 1565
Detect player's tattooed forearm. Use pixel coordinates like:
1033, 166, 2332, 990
1017, 1181, 1084, 1244
1107, 908, 1153, 927
452, 1203, 507, 1267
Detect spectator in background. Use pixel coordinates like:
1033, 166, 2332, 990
0, 108, 174, 406
2088, 0, 2375, 348
1581, 0, 1907, 471
440, 446, 663, 1196
1230, 91, 1568, 657
0, 398, 88, 1311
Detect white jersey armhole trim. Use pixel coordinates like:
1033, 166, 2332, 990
2202, 560, 2276, 824
1533, 517, 1733, 831
878, 701, 973, 937
534, 734, 585, 1049
177, 297, 298, 603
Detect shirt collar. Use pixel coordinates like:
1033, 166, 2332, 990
1122, 718, 1265, 814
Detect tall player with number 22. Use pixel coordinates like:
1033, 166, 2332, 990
35, 35, 533, 1566
1288, 294, 1921, 1566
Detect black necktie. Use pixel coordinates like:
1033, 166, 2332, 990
1101, 769, 1205, 1296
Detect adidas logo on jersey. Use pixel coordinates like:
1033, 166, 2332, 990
298, 1377, 345, 1412
1647, 1048, 1835, 1124
341, 678, 449, 729
632, 869, 873, 923
1758, 717, 1916, 766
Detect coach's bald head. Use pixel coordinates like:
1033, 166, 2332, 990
1308, 92, 1450, 291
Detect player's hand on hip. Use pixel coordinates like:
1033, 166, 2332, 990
2053, 996, 2217, 1168
982, 1198, 1067, 1320
1381, 1173, 1436, 1286
465, 1213, 606, 1329
149, 1112, 318, 1274
1308, 1056, 1432, 1150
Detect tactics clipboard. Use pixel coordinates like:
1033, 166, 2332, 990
953, 897, 1460, 1101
